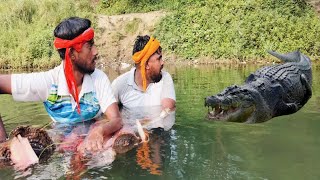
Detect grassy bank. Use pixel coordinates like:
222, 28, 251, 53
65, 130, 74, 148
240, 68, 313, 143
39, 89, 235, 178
99, 0, 320, 61
1, 0, 320, 69
0, 0, 95, 69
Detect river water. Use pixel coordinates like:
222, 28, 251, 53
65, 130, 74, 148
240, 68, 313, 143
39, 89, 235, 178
0, 63, 319, 179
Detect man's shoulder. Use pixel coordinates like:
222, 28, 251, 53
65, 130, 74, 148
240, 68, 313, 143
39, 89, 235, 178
112, 69, 133, 85
92, 68, 105, 75
30, 64, 62, 79
161, 70, 173, 80
90, 68, 108, 79
45, 63, 63, 77
162, 70, 171, 76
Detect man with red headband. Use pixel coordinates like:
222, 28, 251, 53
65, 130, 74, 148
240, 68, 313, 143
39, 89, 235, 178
0, 17, 122, 153
112, 35, 176, 131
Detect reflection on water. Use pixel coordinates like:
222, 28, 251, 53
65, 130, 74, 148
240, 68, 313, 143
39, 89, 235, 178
121, 106, 175, 131
0, 63, 320, 179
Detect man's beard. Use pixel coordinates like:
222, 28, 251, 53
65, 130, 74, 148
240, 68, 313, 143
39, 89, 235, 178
77, 64, 95, 74
74, 57, 97, 74
150, 65, 163, 83
151, 73, 162, 83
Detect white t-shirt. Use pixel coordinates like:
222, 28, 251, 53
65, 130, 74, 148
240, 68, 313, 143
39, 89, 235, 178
111, 67, 176, 108
111, 67, 176, 130
11, 63, 116, 123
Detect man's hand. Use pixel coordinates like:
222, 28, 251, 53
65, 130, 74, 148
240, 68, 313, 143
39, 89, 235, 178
10, 135, 39, 170
77, 125, 104, 154
0, 74, 12, 94
77, 103, 123, 155
58, 132, 83, 152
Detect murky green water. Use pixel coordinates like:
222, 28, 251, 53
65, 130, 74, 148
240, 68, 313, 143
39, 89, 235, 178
0, 63, 320, 179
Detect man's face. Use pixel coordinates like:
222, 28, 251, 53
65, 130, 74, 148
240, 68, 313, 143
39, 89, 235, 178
146, 48, 164, 83
72, 39, 98, 74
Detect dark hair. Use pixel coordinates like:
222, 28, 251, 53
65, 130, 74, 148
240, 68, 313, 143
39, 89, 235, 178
132, 35, 162, 66
132, 35, 150, 55
54, 17, 91, 60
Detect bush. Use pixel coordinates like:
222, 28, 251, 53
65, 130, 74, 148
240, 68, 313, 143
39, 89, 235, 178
1, 0, 319, 68
99, 0, 320, 61
0, 0, 95, 69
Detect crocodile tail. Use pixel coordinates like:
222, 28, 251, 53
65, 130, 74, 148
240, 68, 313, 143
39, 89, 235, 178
268, 50, 311, 70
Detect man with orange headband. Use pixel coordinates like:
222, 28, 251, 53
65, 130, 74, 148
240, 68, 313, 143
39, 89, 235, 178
0, 17, 122, 153
112, 35, 176, 131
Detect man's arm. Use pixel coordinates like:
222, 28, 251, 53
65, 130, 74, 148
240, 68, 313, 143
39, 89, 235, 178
0, 115, 7, 143
77, 102, 123, 153
1, 71, 54, 101
161, 72, 176, 111
0, 75, 11, 142
100, 102, 123, 137
161, 98, 176, 111
0, 75, 12, 94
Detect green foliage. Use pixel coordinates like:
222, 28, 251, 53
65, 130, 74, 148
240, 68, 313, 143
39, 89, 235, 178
97, 0, 165, 14
1, 0, 320, 69
99, 0, 320, 61
156, 0, 320, 60
0, 0, 95, 69
124, 18, 142, 34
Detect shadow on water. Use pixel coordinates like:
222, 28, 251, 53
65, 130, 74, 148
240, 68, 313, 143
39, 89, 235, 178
0, 63, 320, 179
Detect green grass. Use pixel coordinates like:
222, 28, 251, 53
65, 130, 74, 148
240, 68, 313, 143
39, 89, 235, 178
124, 18, 142, 34
1, 0, 320, 68
0, 0, 95, 69
99, 0, 320, 61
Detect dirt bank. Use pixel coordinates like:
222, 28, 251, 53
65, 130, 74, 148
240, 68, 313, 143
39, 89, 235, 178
95, 2, 320, 68
96, 11, 167, 70
95, 10, 253, 69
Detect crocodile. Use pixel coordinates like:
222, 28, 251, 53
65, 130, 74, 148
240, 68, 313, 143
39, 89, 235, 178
205, 50, 312, 123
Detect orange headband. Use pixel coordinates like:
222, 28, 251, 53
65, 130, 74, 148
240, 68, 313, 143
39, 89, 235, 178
54, 28, 95, 114
132, 37, 160, 92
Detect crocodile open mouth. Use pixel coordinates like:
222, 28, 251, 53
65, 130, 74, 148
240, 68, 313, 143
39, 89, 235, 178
206, 104, 255, 122
205, 93, 256, 123
207, 104, 238, 119
205, 85, 257, 123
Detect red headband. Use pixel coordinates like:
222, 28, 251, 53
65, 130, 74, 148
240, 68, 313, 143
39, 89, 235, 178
54, 28, 95, 114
